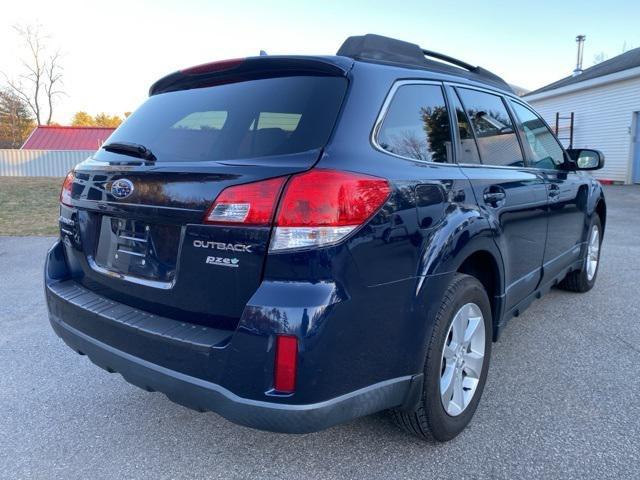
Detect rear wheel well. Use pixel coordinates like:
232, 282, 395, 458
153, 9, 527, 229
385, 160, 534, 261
457, 251, 500, 336
595, 198, 606, 234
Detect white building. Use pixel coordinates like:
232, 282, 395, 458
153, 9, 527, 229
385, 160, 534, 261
524, 48, 640, 184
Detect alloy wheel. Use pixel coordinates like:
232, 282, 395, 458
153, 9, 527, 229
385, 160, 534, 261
440, 303, 486, 417
586, 224, 600, 281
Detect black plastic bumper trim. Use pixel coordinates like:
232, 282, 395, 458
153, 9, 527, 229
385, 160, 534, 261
49, 312, 416, 433
48, 279, 230, 351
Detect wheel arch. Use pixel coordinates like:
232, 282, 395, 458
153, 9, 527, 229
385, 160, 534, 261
414, 209, 506, 340
454, 248, 505, 341
595, 196, 606, 235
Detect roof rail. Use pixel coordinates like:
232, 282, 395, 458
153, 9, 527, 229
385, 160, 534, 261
337, 34, 513, 92
421, 49, 475, 72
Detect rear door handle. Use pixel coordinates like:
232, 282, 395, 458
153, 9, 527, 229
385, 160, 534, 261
483, 187, 506, 206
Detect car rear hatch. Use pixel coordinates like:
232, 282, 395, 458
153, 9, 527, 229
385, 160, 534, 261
59, 57, 350, 330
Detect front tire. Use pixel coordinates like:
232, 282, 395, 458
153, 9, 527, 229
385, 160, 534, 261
558, 215, 602, 293
392, 273, 492, 442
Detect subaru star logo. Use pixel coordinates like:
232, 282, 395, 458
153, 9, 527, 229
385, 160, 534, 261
111, 179, 134, 199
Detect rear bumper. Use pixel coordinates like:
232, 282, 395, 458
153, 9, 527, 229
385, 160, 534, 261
45, 240, 421, 433
49, 311, 414, 433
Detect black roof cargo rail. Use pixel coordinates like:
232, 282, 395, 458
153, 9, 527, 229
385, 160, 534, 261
420, 48, 475, 72
337, 34, 513, 93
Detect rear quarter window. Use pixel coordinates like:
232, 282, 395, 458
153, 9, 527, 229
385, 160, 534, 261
376, 84, 452, 163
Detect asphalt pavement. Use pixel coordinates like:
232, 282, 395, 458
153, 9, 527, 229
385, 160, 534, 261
1, 185, 639, 480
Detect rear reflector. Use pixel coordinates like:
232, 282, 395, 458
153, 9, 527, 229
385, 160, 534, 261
274, 335, 298, 393
180, 58, 245, 75
60, 171, 75, 207
270, 169, 390, 251
205, 176, 287, 226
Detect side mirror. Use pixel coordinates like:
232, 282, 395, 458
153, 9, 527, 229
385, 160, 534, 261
566, 149, 605, 170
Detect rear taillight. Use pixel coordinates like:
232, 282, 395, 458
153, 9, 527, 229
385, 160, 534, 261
203, 169, 390, 250
270, 169, 390, 251
204, 176, 287, 226
274, 335, 298, 393
60, 171, 75, 207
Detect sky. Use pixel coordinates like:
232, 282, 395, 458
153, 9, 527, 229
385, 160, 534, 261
1, 0, 639, 125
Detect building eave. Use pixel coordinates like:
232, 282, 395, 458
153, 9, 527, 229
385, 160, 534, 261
524, 65, 640, 102
20, 126, 39, 149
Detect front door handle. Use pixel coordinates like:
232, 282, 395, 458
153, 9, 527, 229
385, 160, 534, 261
483, 187, 506, 206
548, 184, 561, 202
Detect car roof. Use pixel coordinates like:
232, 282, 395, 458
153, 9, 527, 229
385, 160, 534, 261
336, 34, 514, 94
149, 34, 515, 99
340, 55, 517, 98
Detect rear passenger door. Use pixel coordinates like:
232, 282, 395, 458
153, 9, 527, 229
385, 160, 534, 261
508, 100, 589, 282
448, 86, 548, 312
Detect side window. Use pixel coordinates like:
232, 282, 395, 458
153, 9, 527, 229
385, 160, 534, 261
450, 90, 481, 164
377, 84, 452, 163
509, 101, 565, 170
457, 88, 524, 167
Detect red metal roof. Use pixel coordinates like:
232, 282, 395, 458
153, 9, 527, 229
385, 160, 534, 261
21, 126, 115, 150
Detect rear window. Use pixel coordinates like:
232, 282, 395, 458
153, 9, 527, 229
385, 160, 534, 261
95, 76, 347, 162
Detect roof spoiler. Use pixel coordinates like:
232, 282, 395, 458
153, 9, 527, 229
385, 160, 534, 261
149, 56, 352, 96
337, 34, 512, 92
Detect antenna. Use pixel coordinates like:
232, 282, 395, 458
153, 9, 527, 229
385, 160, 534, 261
573, 35, 586, 76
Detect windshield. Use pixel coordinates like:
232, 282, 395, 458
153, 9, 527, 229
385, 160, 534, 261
94, 76, 347, 163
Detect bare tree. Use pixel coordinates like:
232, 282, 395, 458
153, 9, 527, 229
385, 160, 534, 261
3, 24, 64, 125
44, 50, 64, 125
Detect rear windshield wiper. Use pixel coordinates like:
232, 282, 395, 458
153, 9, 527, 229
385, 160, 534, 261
102, 142, 156, 162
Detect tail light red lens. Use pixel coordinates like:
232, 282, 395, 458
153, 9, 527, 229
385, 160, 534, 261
60, 171, 75, 207
204, 176, 287, 226
275, 169, 391, 227
270, 169, 391, 251
274, 335, 298, 393
203, 169, 391, 250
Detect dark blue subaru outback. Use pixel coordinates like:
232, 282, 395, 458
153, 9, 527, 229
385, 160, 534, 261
45, 34, 606, 441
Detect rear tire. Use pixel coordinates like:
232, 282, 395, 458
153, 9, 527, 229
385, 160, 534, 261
391, 273, 492, 442
558, 215, 602, 293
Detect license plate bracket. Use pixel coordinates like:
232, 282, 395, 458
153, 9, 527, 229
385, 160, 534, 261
92, 216, 178, 284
